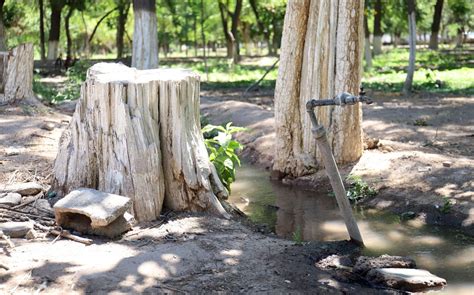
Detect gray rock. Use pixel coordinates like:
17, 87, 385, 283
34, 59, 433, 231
41, 122, 55, 131
366, 268, 447, 292
0, 182, 43, 196
0, 193, 22, 206
354, 255, 416, 275
54, 188, 133, 237
0, 222, 34, 238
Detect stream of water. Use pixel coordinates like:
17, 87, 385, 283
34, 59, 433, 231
229, 164, 474, 293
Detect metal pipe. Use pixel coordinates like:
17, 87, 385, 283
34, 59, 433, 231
306, 89, 372, 246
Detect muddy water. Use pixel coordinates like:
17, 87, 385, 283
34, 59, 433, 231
229, 164, 474, 293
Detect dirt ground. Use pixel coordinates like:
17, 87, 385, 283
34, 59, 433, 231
0, 87, 472, 293
201, 90, 474, 236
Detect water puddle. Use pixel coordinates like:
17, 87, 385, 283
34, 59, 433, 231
229, 164, 474, 292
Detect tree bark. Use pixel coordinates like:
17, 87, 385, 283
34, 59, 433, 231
373, 0, 382, 55
116, 1, 130, 59
53, 63, 229, 221
429, 0, 443, 50
0, 44, 34, 104
274, 0, 364, 178
0, 0, 7, 51
364, 4, 372, 70
403, 0, 416, 95
48, 0, 65, 60
65, 6, 74, 63
39, 0, 46, 60
132, 0, 158, 69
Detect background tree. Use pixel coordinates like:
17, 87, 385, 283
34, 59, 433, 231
115, 0, 130, 59
403, 0, 416, 95
132, 0, 158, 69
218, 0, 242, 63
0, 0, 6, 51
38, 0, 46, 60
274, 0, 364, 177
48, 0, 66, 60
364, 0, 372, 70
429, 0, 444, 50
373, 0, 383, 55
448, 0, 471, 48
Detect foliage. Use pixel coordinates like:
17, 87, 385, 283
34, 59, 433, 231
33, 60, 89, 103
363, 48, 474, 95
292, 226, 303, 245
202, 122, 246, 193
439, 196, 453, 214
346, 175, 377, 203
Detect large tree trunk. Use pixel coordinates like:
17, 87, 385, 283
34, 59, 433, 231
132, 0, 158, 69
403, 0, 416, 95
116, 0, 130, 59
429, 0, 443, 50
373, 0, 383, 55
39, 0, 46, 60
274, 0, 364, 178
48, 0, 65, 60
0, 0, 7, 51
364, 4, 372, 70
0, 43, 34, 104
53, 63, 229, 221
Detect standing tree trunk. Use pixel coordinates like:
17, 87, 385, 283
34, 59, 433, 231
403, 0, 416, 95
0, 0, 7, 51
53, 63, 229, 221
200, 0, 209, 80
64, 6, 74, 66
218, 0, 242, 64
116, 0, 130, 59
249, 0, 273, 56
373, 0, 383, 55
39, 0, 46, 60
48, 0, 65, 60
0, 44, 34, 104
429, 0, 443, 50
364, 3, 372, 70
274, 0, 364, 178
132, 0, 158, 69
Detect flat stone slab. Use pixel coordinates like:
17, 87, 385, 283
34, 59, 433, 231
0, 193, 22, 206
0, 182, 43, 196
354, 255, 416, 275
366, 268, 447, 292
54, 188, 132, 227
0, 222, 34, 238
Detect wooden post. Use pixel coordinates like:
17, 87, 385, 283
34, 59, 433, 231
0, 43, 34, 104
53, 63, 229, 221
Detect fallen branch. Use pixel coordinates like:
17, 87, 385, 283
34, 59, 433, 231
0, 206, 54, 221
243, 58, 279, 96
33, 223, 93, 245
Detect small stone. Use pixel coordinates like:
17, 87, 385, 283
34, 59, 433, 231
41, 122, 55, 131
0, 193, 22, 206
417, 167, 432, 172
25, 228, 38, 239
354, 255, 416, 276
0, 222, 34, 238
442, 161, 452, 167
366, 268, 446, 292
0, 182, 43, 196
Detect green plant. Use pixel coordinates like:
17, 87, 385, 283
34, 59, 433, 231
346, 175, 377, 203
292, 226, 303, 245
439, 197, 453, 214
202, 122, 246, 193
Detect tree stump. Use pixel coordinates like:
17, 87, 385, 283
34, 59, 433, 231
0, 43, 34, 104
53, 63, 228, 221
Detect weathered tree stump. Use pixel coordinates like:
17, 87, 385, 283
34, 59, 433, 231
53, 63, 228, 221
0, 43, 34, 104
